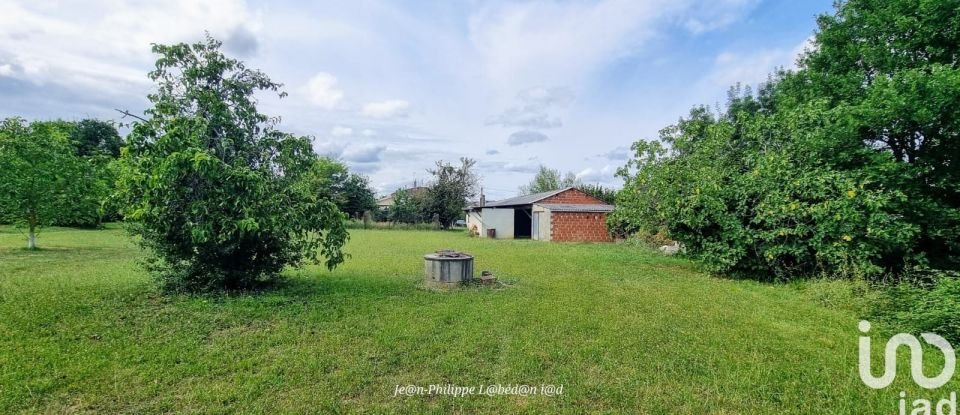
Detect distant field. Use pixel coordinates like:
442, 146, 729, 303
0, 226, 950, 413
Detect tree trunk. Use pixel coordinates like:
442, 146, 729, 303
27, 211, 37, 250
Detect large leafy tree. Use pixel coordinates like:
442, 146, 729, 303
0, 118, 83, 249
421, 158, 478, 227
613, 0, 960, 279
792, 0, 960, 271
117, 36, 347, 291
339, 174, 377, 218
519, 165, 580, 195
308, 157, 376, 219
70, 119, 123, 157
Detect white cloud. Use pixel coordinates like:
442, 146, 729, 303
704, 35, 813, 91
599, 146, 631, 161
330, 125, 353, 136
343, 144, 387, 163
305, 72, 344, 109
313, 140, 346, 158
682, 0, 760, 34
467, 0, 757, 90
361, 99, 410, 118
478, 159, 540, 174
506, 130, 549, 146
576, 165, 620, 186
792, 35, 817, 64
487, 86, 573, 129
0, 0, 259, 96
361, 129, 377, 137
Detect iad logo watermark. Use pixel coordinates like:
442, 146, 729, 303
858, 320, 957, 414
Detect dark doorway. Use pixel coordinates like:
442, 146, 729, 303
514, 207, 532, 239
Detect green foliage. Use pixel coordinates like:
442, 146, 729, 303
70, 119, 123, 157
519, 165, 579, 195
116, 36, 347, 291
0, 118, 89, 248
871, 268, 960, 342
576, 183, 617, 204
55, 154, 117, 228
614, 0, 960, 280
0, 118, 122, 230
386, 188, 423, 224
308, 157, 377, 218
420, 158, 478, 228
795, 0, 960, 272
339, 174, 377, 218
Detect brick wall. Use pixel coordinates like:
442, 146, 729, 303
541, 188, 605, 205
550, 212, 612, 242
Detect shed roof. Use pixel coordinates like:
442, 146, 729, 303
536, 203, 615, 213
481, 187, 573, 208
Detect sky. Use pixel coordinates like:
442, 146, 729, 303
0, 0, 834, 200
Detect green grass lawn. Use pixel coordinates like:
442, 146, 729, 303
0, 226, 953, 413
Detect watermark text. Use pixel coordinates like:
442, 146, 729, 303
393, 384, 563, 397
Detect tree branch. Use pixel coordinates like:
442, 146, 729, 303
114, 109, 148, 123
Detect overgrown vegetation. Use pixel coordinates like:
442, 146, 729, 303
612, 0, 959, 281
116, 36, 347, 291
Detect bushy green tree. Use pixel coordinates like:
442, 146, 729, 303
614, 0, 960, 279
792, 0, 960, 271
519, 165, 580, 195
0, 118, 84, 248
116, 36, 347, 291
614, 96, 915, 279
421, 158, 477, 228
339, 174, 377, 218
308, 157, 377, 219
70, 119, 123, 157
388, 189, 422, 224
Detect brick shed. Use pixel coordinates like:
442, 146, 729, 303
464, 187, 614, 242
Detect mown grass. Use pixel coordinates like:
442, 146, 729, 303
0, 226, 954, 413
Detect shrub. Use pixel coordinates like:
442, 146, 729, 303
614, 101, 918, 280
117, 37, 347, 292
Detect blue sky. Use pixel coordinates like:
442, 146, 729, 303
0, 0, 833, 199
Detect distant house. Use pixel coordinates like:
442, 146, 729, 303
464, 187, 614, 242
376, 186, 430, 209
